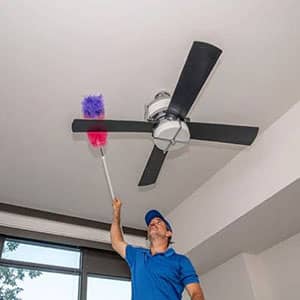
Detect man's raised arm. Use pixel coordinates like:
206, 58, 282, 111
110, 198, 127, 258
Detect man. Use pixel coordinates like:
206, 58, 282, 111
110, 198, 205, 300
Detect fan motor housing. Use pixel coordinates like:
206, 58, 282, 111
153, 119, 190, 152
145, 91, 190, 152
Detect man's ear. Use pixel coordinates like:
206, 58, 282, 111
166, 231, 172, 238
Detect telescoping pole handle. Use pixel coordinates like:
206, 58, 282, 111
100, 147, 115, 201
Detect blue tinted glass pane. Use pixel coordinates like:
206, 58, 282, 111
2, 239, 80, 269
0, 266, 79, 300
87, 276, 131, 300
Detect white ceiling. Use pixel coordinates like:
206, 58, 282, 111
0, 0, 299, 229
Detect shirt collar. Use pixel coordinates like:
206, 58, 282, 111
164, 248, 175, 256
146, 247, 175, 257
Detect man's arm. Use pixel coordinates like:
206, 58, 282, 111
110, 198, 127, 258
186, 282, 205, 300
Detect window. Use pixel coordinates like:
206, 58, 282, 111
87, 275, 131, 300
0, 236, 131, 300
0, 266, 79, 300
1, 238, 80, 268
0, 238, 81, 300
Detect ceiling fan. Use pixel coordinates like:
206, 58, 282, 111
72, 41, 259, 186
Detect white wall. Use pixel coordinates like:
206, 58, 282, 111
198, 231, 300, 300
243, 254, 272, 300
0, 211, 146, 247
200, 254, 255, 300
259, 231, 300, 300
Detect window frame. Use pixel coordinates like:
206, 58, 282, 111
0, 234, 131, 300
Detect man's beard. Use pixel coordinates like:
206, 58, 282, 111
148, 231, 167, 242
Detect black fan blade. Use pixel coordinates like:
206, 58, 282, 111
167, 41, 222, 119
138, 146, 168, 186
72, 119, 154, 133
187, 122, 259, 145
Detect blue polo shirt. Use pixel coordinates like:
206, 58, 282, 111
125, 244, 199, 300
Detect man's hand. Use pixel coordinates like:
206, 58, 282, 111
112, 198, 122, 212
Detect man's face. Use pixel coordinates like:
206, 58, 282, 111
147, 217, 172, 241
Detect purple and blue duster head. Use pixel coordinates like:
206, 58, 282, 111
82, 95, 105, 118
82, 95, 107, 148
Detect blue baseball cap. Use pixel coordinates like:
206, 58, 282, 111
145, 209, 172, 232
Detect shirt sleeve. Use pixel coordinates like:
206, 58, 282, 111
125, 244, 137, 268
180, 255, 200, 286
